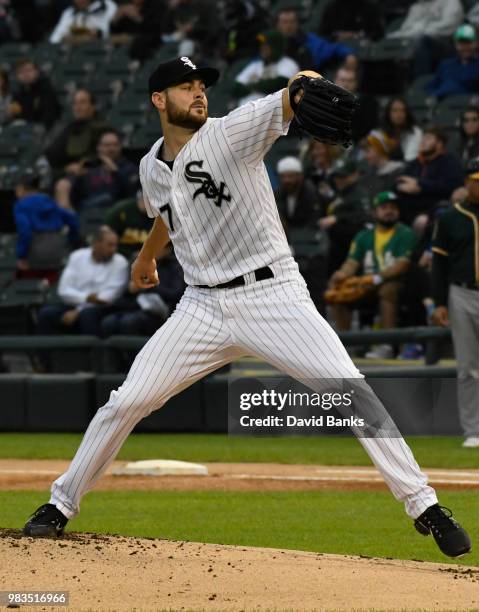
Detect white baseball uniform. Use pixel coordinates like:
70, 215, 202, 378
49, 90, 438, 520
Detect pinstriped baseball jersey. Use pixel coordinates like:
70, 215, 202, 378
139, 90, 300, 286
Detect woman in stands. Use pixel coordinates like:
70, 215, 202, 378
458, 106, 479, 164
382, 97, 423, 162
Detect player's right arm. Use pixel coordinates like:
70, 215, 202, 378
131, 216, 170, 289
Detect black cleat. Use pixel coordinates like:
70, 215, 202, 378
23, 503, 68, 538
414, 504, 471, 558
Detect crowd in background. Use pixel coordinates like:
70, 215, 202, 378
1, 0, 479, 364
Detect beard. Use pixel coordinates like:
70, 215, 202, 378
420, 145, 437, 159
165, 95, 208, 130
378, 218, 398, 228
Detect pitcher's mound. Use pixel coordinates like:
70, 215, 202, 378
1, 529, 478, 610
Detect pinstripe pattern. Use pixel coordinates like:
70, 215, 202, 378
50, 288, 245, 518
48, 89, 437, 522
139, 90, 295, 287
50, 276, 437, 520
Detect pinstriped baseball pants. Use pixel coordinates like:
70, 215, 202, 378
50, 272, 438, 520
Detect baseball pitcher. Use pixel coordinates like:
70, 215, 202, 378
24, 57, 471, 558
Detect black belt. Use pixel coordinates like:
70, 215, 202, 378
195, 266, 274, 289
453, 281, 479, 291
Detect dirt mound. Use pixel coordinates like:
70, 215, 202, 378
1, 529, 478, 611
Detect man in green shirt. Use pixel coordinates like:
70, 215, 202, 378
105, 190, 153, 260
329, 191, 416, 355
431, 158, 479, 448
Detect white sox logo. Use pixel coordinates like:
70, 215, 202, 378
185, 161, 232, 208
181, 56, 196, 70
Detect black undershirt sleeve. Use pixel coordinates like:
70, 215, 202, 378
431, 252, 449, 307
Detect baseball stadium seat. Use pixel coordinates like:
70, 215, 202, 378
0, 42, 32, 69
409, 74, 434, 94
264, 136, 301, 173
289, 227, 329, 259
405, 91, 435, 126
362, 38, 413, 62
433, 106, 460, 128
310, 0, 334, 30
438, 94, 479, 112
129, 122, 162, 152
0, 279, 49, 334
79, 208, 108, 241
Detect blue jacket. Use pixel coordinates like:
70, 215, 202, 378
304, 32, 352, 69
14, 193, 79, 258
426, 54, 479, 98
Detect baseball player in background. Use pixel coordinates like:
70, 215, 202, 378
24, 57, 471, 558
432, 157, 479, 449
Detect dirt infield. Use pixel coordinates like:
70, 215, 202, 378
2, 460, 479, 610
1, 529, 478, 611
0, 459, 478, 492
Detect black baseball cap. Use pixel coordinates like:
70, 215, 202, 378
148, 56, 220, 97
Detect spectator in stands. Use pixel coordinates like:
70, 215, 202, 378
303, 140, 339, 203
329, 192, 415, 360
334, 67, 379, 142
9, 58, 61, 128
387, 0, 463, 39
105, 189, 152, 259
68, 129, 138, 210
321, 157, 369, 274
468, 2, 479, 28
362, 130, 405, 196
396, 126, 464, 230
318, 0, 384, 43
222, 0, 268, 63
426, 24, 479, 99
382, 97, 423, 162
274, 157, 320, 231
110, 0, 164, 61
49, 0, 118, 43
45, 89, 107, 205
275, 7, 357, 72
0, 68, 12, 125
161, 0, 218, 58
14, 172, 79, 280
458, 106, 479, 165
101, 244, 184, 336
233, 30, 299, 105
36, 225, 128, 340
0, 0, 14, 42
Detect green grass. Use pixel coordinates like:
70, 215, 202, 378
5, 490, 478, 566
0, 433, 478, 468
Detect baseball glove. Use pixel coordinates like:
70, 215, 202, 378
289, 76, 358, 147
324, 275, 376, 305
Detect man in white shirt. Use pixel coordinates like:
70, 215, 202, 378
36, 225, 128, 338
49, 0, 117, 44
387, 0, 463, 39
233, 29, 299, 105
